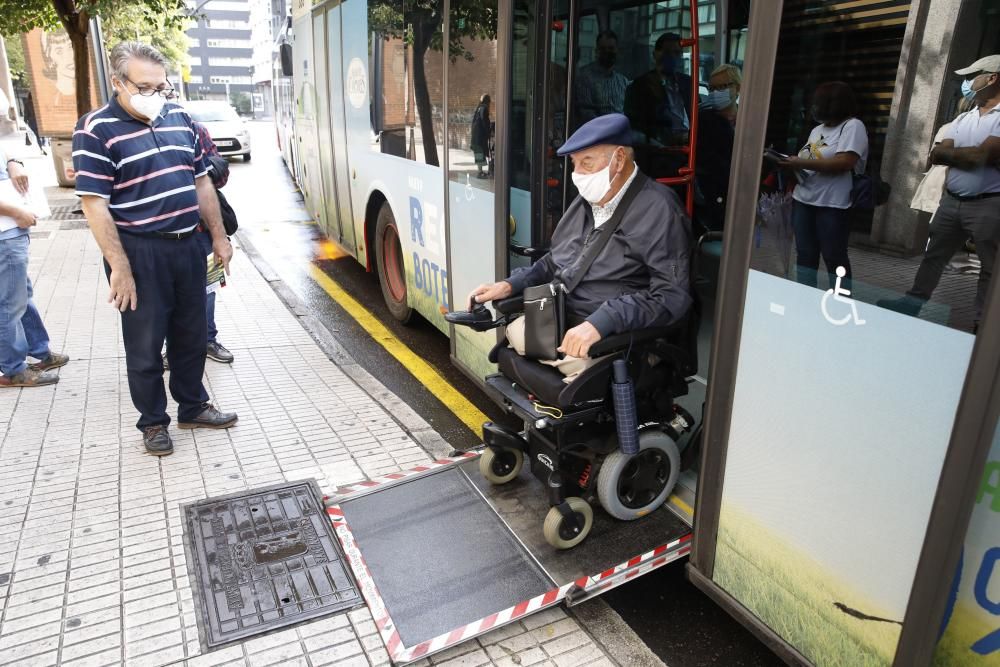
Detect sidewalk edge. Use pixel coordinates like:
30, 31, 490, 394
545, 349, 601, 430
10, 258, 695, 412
571, 599, 669, 667
236, 230, 453, 460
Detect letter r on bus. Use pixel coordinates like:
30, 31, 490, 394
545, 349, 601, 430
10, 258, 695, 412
409, 196, 424, 247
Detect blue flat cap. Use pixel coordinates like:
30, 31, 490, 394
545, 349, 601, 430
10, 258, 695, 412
557, 113, 632, 156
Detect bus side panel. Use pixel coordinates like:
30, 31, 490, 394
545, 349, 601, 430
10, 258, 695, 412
326, 3, 357, 252
340, 0, 449, 333
292, 13, 328, 233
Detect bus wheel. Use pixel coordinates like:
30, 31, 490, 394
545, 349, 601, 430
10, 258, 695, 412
375, 203, 413, 324
597, 430, 679, 521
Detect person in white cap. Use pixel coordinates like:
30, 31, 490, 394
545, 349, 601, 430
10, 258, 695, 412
880, 54, 1000, 330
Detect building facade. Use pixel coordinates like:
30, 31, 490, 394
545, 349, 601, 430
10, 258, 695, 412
249, 0, 279, 118
185, 0, 254, 111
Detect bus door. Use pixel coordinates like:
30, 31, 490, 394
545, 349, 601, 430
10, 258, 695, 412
322, 3, 357, 251
312, 8, 341, 241
689, 3, 1000, 665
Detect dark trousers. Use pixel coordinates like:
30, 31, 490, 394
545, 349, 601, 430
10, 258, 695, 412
908, 193, 999, 324
109, 233, 209, 430
196, 230, 218, 343
792, 201, 852, 289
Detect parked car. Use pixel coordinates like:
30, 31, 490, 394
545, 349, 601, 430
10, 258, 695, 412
183, 101, 252, 161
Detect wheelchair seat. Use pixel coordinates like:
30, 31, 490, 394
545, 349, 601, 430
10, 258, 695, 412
495, 347, 614, 409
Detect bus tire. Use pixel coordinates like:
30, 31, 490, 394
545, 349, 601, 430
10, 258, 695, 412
597, 430, 679, 521
375, 203, 414, 324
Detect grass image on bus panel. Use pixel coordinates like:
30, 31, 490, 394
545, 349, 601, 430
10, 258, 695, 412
714, 504, 900, 667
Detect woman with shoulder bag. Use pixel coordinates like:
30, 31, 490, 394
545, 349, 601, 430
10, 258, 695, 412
776, 81, 869, 289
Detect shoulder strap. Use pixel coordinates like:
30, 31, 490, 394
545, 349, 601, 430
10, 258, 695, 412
564, 171, 647, 293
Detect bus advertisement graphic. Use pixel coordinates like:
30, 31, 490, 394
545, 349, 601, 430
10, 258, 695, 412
934, 426, 1000, 665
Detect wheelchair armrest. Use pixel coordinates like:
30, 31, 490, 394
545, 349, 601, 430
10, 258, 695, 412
589, 327, 674, 358
493, 295, 524, 315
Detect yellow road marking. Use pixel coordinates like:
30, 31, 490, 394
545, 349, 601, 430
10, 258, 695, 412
668, 494, 695, 518
308, 264, 488, 437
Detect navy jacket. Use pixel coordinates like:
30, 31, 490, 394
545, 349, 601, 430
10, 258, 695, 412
506, 172, 692, 337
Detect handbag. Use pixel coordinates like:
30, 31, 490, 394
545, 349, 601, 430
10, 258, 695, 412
521, 173, 647, 360
216, 188, 239, 236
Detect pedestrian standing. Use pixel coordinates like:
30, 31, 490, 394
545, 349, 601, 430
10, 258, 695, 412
776, 81, 869, 289
881, 55, 1000, 331
0, 151, 69, 387
73, 41, 237, 456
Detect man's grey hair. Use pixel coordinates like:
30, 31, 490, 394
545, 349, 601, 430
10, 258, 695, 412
110, 41, 168, 81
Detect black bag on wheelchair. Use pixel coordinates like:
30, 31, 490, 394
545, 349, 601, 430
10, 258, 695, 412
520, 173, 647, 361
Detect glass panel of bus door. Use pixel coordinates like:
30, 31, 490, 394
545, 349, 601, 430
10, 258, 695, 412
695, 2, 997, 664
324, 3, 358, 251
313, 10, 340, 239
444, 1, 501, 379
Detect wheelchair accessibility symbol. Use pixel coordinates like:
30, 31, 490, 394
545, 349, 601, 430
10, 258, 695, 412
821, 266, 866, 326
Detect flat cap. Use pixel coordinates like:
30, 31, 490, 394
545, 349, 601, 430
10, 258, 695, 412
955, 54, 1000, 76
556, 113, 632, 156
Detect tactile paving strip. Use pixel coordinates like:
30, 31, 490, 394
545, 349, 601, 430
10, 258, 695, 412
182, 480, 362, 649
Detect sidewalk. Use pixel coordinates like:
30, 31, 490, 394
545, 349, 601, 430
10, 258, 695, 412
0, 136, 639, 667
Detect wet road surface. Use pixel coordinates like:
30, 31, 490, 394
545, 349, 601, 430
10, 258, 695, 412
226, 121, 783, 667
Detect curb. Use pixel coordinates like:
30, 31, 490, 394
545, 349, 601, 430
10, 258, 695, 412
235, 228, 453, 460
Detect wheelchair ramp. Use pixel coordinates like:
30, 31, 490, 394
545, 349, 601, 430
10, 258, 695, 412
327, 453, 692, 664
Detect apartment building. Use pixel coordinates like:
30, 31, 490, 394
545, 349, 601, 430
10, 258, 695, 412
185, 0, 253, 110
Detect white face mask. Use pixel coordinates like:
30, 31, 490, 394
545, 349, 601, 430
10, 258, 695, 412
572, 149, 621, 204
120, 82, 166, 120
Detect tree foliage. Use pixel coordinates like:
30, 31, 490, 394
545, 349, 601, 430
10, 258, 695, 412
0, 0, 189, 117
4, 37, 27, 85
369, 0, 497, 164
101, 3, 191, 72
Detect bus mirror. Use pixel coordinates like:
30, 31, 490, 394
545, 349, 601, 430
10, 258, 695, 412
280, 43, 293, 77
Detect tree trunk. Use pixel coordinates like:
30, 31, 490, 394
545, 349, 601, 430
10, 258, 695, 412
66, 21, 92, 118
52, 0, 93, 119
410, 18, 439, 167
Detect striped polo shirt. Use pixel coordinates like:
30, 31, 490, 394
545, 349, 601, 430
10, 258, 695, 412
72, 95, 211, 234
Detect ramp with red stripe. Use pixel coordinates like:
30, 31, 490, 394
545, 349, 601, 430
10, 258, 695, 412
327, 454, 692, 664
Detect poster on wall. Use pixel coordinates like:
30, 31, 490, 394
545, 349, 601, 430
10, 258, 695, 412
21, 28, 101, 137
712, 271, 976, 666
934, 425, 1000, 664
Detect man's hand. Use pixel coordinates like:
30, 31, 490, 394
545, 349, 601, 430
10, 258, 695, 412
11, 207, 36, 229
6, 161, 29, 195
108, 266, 137, 312
469, 281, 513, 307
558, 321, 602, 359
213, 237, 234, 275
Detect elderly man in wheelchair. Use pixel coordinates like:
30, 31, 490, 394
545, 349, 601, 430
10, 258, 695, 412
447, 114, 698, 549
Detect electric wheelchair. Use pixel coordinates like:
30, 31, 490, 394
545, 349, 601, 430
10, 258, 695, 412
447, 292, 699, 549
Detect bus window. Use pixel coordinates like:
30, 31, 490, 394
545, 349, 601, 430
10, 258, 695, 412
367, 0, 445, 166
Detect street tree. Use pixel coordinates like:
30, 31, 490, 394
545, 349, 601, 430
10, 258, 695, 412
369, 0, 497, 166
0, 0, 188, 118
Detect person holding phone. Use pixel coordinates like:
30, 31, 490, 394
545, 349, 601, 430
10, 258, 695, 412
772, 81, 868, 289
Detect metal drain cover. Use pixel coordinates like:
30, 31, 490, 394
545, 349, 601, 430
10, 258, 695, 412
182, 480, 361, 648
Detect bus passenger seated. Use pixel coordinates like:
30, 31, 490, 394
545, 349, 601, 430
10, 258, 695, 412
468, 114, 693, 381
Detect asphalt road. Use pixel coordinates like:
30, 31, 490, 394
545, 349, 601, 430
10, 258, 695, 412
225, 121, 783, 667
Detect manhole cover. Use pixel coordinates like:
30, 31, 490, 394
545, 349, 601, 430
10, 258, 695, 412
182, 480, 361, 649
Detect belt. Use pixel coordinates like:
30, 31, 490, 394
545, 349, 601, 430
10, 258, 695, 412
150, 228, 197, 240
947, 189, 1000, 202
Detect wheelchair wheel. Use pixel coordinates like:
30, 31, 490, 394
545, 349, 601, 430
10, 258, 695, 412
479, 447, 524, 485
543, 497, 593, 550
597, 430, 680, 521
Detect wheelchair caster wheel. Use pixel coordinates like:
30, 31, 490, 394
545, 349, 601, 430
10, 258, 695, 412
479, 447, 524, 485
543, 497, 593, 550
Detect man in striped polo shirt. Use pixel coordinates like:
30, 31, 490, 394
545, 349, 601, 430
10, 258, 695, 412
73, 42, 237, 456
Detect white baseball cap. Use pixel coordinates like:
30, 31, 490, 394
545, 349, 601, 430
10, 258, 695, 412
955, 55, 1000, 76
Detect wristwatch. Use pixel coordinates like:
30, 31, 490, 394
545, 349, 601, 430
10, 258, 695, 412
5, 158, 24, 168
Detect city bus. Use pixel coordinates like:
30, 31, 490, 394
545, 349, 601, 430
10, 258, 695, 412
282, 1, 999, 665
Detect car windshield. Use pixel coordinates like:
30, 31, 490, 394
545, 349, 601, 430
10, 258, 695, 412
187, 105, 238, 122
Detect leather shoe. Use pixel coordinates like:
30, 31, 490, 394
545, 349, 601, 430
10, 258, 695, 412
143, 426, 174, 456
29, 352, 69, 372
178, 403, 238, 430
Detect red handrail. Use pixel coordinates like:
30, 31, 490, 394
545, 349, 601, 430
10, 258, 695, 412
655, 1, 700, 218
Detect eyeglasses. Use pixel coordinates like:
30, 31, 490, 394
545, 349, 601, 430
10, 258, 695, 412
708, 82, 737, 92
122, 76, 175, 98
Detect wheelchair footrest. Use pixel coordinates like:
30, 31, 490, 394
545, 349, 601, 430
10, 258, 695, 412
484, 374, 603, 426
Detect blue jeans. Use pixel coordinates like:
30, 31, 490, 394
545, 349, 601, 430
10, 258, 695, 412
792, 201, 852, 289
0, 235, 50, 376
